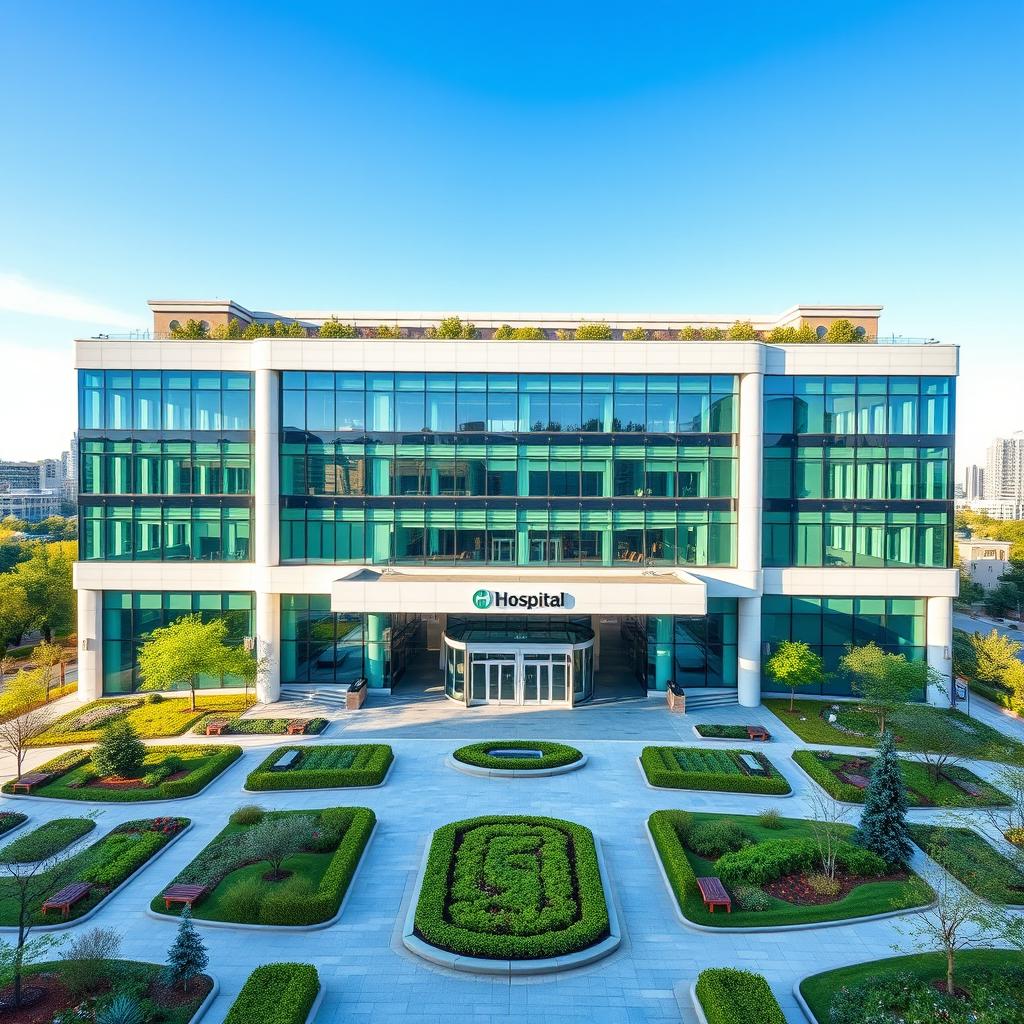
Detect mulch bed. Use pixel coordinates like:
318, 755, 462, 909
764, 869, 909, 905
86, 770, 189, 790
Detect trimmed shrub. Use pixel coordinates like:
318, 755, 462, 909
687, 820, 749, 860
694, 724, 754, 739
257, 877, 318, 926
732, 886, 771, 912
230, 804, 265, 826
574, 321, 613, 340
92, 720, 147, 778
318, 318, 357, 338
218, 875, 266, 924
426, 317, 477, 339
452, 740, 583, 771
695, 968, 786, 1024
640, 746, 791, 795
725, 320, 759, 341
714, 837, 886, 888
757, 808, 783, 830
223, 963, 319, 1024
648, 811, 701, 907
0, 817, 95, 863
622, 327, 648, 340
246, 744, 392, 790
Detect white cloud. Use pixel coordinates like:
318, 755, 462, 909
0, 343, 76, 460
0, 272, 138, 328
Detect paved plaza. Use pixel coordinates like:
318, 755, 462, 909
4, 692, 1022, 1024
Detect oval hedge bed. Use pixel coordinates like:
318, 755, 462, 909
152, 806, 375, 926
451, 741, 584, 772
3, 745, 242, 802
245, 744, 393, 790
411, 815, 611, 962
640, 746, 791, 794
695, 967, 786, 1024
648, 809, 932, 928
223, 963, 319, 1024
792, 749, 1010, 807
0, 817, 96, 863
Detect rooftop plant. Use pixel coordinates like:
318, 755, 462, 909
210, 318, 245, 340
574, 321, 613, 340
493, 324, 545, 340
241, 320, 308, 339
318, 318, 357, 338
824, 318, 863, 343
701, 326, 725, 340
168, 319, 209, 340
374, 323, 403, 338
726, 320, 759, 340
622, 327, 648, 340
426, 316, 477, 339
765, 324, 818, 343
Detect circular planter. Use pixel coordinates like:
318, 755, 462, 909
447, 741, 586, 778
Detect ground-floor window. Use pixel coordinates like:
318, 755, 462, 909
643, 599, 738, 691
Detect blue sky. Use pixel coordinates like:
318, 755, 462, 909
1, 0, 1021, 463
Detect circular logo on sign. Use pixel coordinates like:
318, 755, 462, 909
472, 589, 492, 609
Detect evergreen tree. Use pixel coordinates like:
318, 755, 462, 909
92, 720, 146, 779
164, 906, 208, 992
855, 730, 913, 869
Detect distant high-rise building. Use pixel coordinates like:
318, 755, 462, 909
0, 460, 45, 491
985, 432, 1024, 501
963, 464, 985, 501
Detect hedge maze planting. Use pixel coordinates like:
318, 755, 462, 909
413, 815, 610, 960
640, 746, 791, 794
245, 744, 393, 790
452, 741, 583, 771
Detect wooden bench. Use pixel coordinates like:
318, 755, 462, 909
738, 753, 767, 776
11, 772, 52, 794
272, 749, 300, 771
41, 882, 91, 918
746, 725, 769, 741
696, 876, 731, 913
161, 884, 207, 910
837, 771, 870, 789
285, 719, 308, 735
953, 778, 985, 798
204, 719, 230, 736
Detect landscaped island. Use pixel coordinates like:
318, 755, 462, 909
640, 746, 791, 794
223, 963, 319, 1024
411, 815, 613, 964
793, 749, 1010, 806
648, 809, 932, 927
451, 741, 584, 772
245, 744, 393, 790
0, 818, 95, 862
152, 805, 374, 926
909, 823, 1024, 905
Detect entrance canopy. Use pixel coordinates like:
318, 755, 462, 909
330, 567, 707, 617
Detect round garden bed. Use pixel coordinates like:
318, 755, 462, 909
404, 814, 619, 974
447, 741, 586, 778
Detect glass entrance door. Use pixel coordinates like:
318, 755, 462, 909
464, 647, 580, 706
522, 660, 551, 703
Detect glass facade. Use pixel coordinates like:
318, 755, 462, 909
761, 596, 926, 699
763, 375, 953, 568
645, 600, 738, 690
281, 372, 739, 566
102, 591, 254, 695
79, 371, 254, 562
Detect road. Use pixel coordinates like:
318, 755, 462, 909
954, 610, 1024, 659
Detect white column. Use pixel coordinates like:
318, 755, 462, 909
737, 595, 762, 707
926, 596, 953, 707
76, 589, 103, 703
254, 365, 280, 703
737, 370, 764, 574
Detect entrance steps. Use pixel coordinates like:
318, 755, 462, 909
682, 688, 738, 712
278, 685, 349, 707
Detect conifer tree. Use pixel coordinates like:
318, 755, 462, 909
855, 730, 913, 869
164, 906, 208, 992
92, 720, 146, 779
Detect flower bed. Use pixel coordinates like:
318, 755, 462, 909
413, 815, 609, 960
223, 963, 319, 1024
0, 818, 96, 863
30, 694, 256, 745
152, 806, 374, 926
648, 809, 931, 928
694, 724, 768, 740
792, 749, 1010, 807
4, 745, 242, 802
799, 950, 1024, 1024
0, 817, 188, 925
909, 823, 1024, 905
640, 746, 791, 794
452, 740, 583, 771
695, 967, 786, 1024
245, 744, 392, 790
192, 717, 328, 736
0, 813, 26, 838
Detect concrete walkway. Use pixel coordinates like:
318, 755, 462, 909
2, 694, 1022, 1024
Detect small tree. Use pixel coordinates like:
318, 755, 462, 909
806, 789, 849, 882
854, 730, 912, 868
92, 720, 146, 779
62, 926, 122, 998
971, 628, 1023, 684
318, 318, 356, 338
168, 319, 209, 339
916, 712, 968, 784
0, 576, 30, 658
164, 906, 207, 993
725, 320, 759, 340
137, 614, 252, 711
0, 679, 53, 778
841, 643, 923, 734
241, 815, 314, 881
823, 319, 862, 343
31, 640, 64, 699
765, 640, 825, 711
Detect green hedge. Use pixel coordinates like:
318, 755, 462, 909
4, 745, 242, 801
971, 680, 1016, 711
246, 744, 393, 790
0, 812, 27, 837
792, 750, 867, 803
223, 963, 319, 1024
452, 740, 583, 771
0, 817, 95, 863
640, 746, 791, 794
695, 968, 786, 1024
194, 717, 328, 736
648, 810, 700, 908
713, 837, 886, 888
414, 815, 609, 959
694, 724, 761, 740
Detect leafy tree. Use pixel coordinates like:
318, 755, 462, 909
168, 319, 209, 339
984, 581, 1021, 618
137, 613, 254, 710
32, 639, 65, 698
678, 326, 703, 340
164, 906, 208, 992
242, 320, 307, 339
956, 564, 985, 605
841, 642, 925, 733
426, 317, 477, 339
574, 321, 613, 340
854, 731, 912, 868
764, 324, 818, 344
622, 326, 649, 340
374, 323, 403, 338
823, 319, 863, 343
951, 627, 978, 681
209, 318, 245, 340
92, 720, 146, 779
805, 789, 850, 882
0, 576, 30, 656
725, 320, 759, 340
971, 628, 1022, 685
13, 541, 75, 641
241, 815, 315, 881
765, 640, 825, 711
318, 318, 357, 338
701, 326, 725, 340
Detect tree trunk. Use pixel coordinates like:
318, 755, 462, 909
789, 688, 795, 712
190, 681, 196, 711
946, 946, 955, 995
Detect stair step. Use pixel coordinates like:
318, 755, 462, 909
279, 686, 349, 706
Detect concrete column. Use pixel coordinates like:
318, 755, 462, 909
255, 591, 280, 703
737, 370, 764, 574
366, 613, 387, 688
926, 596, 953, 707
76, 589, 103, 703
737, 596, 762, 707
253, 366, 280, 703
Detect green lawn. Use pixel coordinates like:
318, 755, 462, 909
648, 810, 932, 928
0, 817, 95, 862
799, 950, 1024, 1023
765, 698, 1024, 765
792, 749, 1010, 806
909, 823, 1024, 905
640, 746, 791, 794
31, 693, 256, 745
